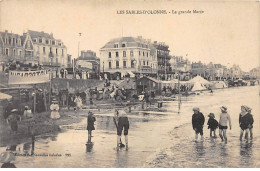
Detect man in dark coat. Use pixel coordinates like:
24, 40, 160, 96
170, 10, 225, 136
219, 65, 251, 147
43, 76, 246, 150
192, 107, 205, 141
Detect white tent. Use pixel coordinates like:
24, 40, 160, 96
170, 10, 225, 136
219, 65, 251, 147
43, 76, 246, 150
0, 92, 12, 100
188, 75, 212, 85
191, 82, 207, 92
211, 81, 228, 89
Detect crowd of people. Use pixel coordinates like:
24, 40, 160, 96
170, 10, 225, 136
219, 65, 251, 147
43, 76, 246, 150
192, 105, 254, 143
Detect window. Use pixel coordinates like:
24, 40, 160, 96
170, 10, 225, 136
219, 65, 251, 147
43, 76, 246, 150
147, 52, 148, 57
5, 48, 9, 56
39, 38, 42, 43
5, 38, 7, 44
58, 42, 62, 46
56, 58, 58, 64
139, 51, 141, 56
45, 40, 49, 44
143, 52, 145, 56
116, 52, 119, 57
9, 38, 12, 45
108, 52, 111, 58
33, 39, 37, 43
19, 50, 22, 57
116, 61, 119, 69
131, 60, 135, 68
50, 47, 52, 53
143, 61, 145, 66
123, 61, 126, 68
109, 62, 112, 69
123, 51, 126, 57
62, 49, 64, 56
114, 44, 119, 48
13, 49, 16, 56
52, 40, 55, 45
16, 39, 18, 44
122, 43, 126, 47
147, 61, 149, 65
26, 41, 31, 49
130, 50, 133, 57
13, 38, 16, 45
56, 48, 58, 55
43, 47, 46, 54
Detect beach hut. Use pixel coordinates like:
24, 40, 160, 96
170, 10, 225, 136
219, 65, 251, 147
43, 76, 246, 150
136, 76, 160, 95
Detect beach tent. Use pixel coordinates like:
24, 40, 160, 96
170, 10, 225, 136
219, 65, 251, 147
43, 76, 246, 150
0, 92, 12, 100
188, 75, 212, 85
211, 81, 228, 89
191, 82, 207, 91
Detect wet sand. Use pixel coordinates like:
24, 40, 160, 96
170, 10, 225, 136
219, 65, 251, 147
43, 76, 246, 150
0, 86, 259, 168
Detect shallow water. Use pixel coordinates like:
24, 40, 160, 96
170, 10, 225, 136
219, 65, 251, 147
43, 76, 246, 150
1, 86, 259, 167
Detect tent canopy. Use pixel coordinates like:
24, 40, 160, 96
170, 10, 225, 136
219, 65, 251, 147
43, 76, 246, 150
191, 82, 207, 92
188, 75, 212, 85
0, 92, 12, 100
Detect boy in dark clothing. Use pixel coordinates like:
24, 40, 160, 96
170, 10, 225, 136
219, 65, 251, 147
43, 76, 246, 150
116, 109, 129, 150
87, 111, 96, 143
207, 113, 218, 138
192, 107, 205, 141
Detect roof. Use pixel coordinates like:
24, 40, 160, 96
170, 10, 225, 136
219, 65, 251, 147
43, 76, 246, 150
28, 30, 53, 39
138, 76, 159, 83
101, 36, 149, 49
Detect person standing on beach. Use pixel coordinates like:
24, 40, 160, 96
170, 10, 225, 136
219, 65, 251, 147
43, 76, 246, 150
87, 111, 96, 143
239, 105, 253, 141
192, 107, 205, 142
116, 109, 129, 150
207, 113, 218, 138
219, 106, 231, 143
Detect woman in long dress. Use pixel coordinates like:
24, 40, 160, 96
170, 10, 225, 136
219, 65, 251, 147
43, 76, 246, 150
50, 100, 60, 119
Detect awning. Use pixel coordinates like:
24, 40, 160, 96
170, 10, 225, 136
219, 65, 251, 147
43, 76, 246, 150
0, 92, 12, 100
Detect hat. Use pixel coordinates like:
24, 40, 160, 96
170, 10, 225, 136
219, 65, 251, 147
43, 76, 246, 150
0, 151, 16, 163
11, 109, 18, 113
192, 107, 200, 112
208, 113, 215, 118
88, 111, 93, 115
220, 106, 227, 112
241, 105, 251, 112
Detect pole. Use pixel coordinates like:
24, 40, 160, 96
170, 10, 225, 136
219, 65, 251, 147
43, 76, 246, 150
165, 55, 167, 80
33, 84, 36, 114
178, 73, 181, 114
43, 86, 47, 112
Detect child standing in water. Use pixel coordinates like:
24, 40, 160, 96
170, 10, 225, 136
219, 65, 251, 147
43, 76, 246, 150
87, 111, 96, 143
207, 113, 218, 138
239, 105, 253, 141
192, 107, 205, 142
219, 106, 232, 143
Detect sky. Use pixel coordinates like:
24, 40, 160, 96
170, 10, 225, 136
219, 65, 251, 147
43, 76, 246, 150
0, 0, 259, 72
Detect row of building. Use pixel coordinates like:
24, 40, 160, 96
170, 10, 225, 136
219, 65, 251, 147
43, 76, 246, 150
0, 30, 71, 68
1, 30, 259, 80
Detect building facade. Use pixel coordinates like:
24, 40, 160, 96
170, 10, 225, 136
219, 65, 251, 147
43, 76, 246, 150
0, 30, 25, 63
0, 30, 68, 67
152, 41, 171, 80
249, 66, 260, 79
191, 61, 206, 77
100, 37, 157, 77
76, 50, 100, 74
